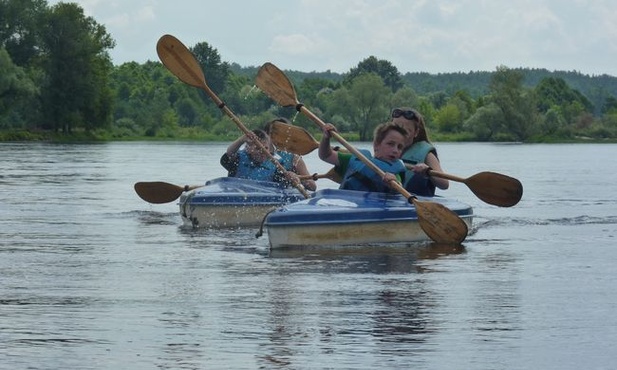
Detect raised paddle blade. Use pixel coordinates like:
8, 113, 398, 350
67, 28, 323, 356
412, 198, 469, 244
465, 171, 523, 207
156, 34, 206, 89
269, 121, 319, 155
134, 182, 195, 204
255, 62, 298, 107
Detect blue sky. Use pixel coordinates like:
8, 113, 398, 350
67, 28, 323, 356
48, 0, 617, 76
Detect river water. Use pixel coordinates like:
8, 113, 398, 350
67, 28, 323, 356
1, 141, 616, 370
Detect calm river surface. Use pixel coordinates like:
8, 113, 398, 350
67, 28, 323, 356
1, 141, 616, 370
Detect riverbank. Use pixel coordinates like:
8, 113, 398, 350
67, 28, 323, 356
2, 129, 616, 144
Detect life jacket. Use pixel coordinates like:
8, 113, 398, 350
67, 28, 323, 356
339, 149, 406, 193
401, 141, 437, 196
234, 150, 294, 183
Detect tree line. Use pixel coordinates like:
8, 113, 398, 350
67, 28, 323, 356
2, 0, 617, 143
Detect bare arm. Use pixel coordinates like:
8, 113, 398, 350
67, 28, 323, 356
226, 135, 247, 156
292, 155, 317, 191
425, 152, 449, 190
318, 123, 340, 166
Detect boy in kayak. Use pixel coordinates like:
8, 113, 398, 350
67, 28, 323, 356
318, 122, 407, 193
221, 129, 317, 191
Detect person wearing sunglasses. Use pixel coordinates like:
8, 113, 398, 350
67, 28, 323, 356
318, 121, 407, 193
391, 107, 449, 196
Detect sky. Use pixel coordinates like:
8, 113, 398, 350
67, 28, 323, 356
47, 0, 617, 76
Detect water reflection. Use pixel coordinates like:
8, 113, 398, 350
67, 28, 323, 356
252, 242, 466, 367
269, 242, 465, 274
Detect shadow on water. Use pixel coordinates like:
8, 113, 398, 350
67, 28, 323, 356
268, 242, 466, 274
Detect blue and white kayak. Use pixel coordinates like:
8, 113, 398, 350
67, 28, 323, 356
178, 177, 307, 229
264, 188, 473, 248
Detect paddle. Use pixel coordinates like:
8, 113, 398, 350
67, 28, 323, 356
299, 167, 342, 183
424, 170, 522, 207
270, 120, 523, 207
134, 182, 201, 204
155, 34, 310, 199
269, 120, 320, 155
256, 62, 468, 244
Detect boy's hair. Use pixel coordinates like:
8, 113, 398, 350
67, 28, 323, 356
373, 122, 408, 144
251, 129, 269, 140
263, 117, 291, 134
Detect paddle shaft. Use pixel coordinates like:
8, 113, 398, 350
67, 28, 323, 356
299, 167, 341, 183
299, 173, 332, 181
300, 107, 414, 200
157, 36, 309, 198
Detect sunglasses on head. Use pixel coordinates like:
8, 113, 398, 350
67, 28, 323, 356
391, 108, 417, 121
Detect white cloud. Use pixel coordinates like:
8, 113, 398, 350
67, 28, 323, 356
269, 34, 326, 56
135, 5, 156, 22
45, 0, 617, 76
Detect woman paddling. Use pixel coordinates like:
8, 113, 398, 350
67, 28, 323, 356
391, 107, 449, 196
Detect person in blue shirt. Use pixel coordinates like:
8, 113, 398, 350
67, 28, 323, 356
318, 122, 407, 193
220, 128, 316, 191
391, 107, 449, 196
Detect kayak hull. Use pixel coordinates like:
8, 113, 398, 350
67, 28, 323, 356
178, 177, 306, 229
265, 189, 473, 248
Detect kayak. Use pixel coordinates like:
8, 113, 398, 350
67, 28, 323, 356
264, 188, 473, 248
178, 177, 307, 229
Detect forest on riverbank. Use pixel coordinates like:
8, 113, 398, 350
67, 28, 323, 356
2, 0, 617, 143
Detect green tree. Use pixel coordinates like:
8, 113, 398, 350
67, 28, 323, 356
535, 77, 593, 125
0, 47, 38, 128
541, 108, 566, 136
463, 103, 506, 141
0, 0, 47, 66
345, 56, 403, 91
390, 86, 419, 114
488, 66, 538, 141
191, 41, 229, 95
40, 2, 115, 133
347, 73, 391, 140
602, 95, 617, 114
325, 85, 354, 131
434, 103, 462, 133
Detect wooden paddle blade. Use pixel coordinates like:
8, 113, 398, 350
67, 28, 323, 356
269, 121, 319, 155
412, 199, 469, 244
322, 167, 343, 184
134, 181, 186, 204
255, 62, 298, 107
466, 172, 523, 207
156, 34, 206, 89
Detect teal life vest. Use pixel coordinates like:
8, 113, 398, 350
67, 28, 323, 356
401, 141, 437, 196
339, 149, 406, 193
234, 150, 294, 183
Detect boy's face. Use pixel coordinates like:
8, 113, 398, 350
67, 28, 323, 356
373, 129, 405, 161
